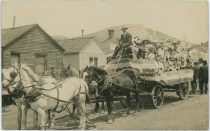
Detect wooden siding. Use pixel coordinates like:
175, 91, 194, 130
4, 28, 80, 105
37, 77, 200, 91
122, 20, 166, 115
2, 27, 63, 79
63, 54, 80, 70
80, 41, 106, 70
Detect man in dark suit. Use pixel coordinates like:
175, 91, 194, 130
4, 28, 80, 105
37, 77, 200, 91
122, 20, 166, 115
119, 26, 133, 47
199, 60, 208, 94
191, 62, 200, 94
112, 26, 134, 59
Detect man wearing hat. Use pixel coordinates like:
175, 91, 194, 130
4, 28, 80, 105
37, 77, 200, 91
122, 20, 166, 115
137, 39, 150, 58
119, 26, 133, 46
170, 40, 181, 59
112, 26, 134, 58
199, 60, 208, 94
191, 62, 200, 94
139, 39, 157, 59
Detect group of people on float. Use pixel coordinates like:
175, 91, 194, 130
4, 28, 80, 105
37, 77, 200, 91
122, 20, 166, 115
111, 26, 192, 70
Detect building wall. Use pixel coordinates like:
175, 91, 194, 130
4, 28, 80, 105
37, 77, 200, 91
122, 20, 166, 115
2, 27, 63, 79
80, 41, 106, 70
63, 54, 79, 70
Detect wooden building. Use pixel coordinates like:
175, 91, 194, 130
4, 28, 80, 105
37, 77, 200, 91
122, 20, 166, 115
2, 24, 64, 77
56, 37, 106, 71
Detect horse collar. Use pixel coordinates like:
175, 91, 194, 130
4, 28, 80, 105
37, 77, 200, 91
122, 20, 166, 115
24, 87, 41, 103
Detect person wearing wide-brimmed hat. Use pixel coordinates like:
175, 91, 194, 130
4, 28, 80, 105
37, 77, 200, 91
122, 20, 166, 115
142, 39, 151, 45
191, 62, 200, 94
169, 40, 181, 59
199, 60, 208, 94
112, 26, 134, 58
119, 26, 132, 46
137, 39, 148, 58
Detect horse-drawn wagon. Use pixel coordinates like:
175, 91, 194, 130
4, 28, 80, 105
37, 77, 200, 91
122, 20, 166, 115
104, 55, 193, 109
83, 41, 194, 123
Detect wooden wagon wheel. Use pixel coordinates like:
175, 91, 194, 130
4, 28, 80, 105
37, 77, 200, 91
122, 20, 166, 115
150, 85, 164, 109
177, 82, 189, 100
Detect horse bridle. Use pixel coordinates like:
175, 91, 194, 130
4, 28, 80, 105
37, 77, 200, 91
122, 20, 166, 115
3, 65, 27, 100
6, 64, 34, 93
86, 68, 102, 84
85, 68, 112, 95
4, 65, 19, 83
3, 65, 20, 87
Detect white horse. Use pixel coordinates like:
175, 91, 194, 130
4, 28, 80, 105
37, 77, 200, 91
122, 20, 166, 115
2, 68, 32, 130
2, 64, 89, 130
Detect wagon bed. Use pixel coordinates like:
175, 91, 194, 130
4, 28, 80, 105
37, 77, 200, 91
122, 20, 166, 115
104, 58, 193, 109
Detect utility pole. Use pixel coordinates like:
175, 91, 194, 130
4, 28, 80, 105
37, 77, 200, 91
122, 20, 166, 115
82, 29, 84, 38
12, 16, 16, 28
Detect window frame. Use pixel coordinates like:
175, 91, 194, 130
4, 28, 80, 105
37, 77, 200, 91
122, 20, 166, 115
10, 52, 20, 66
89, 56, 98, 67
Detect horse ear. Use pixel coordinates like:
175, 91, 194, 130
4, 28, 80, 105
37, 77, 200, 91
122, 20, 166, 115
67, 65, 70, 70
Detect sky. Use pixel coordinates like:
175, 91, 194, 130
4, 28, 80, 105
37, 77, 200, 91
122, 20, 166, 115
2, 0, 209, 44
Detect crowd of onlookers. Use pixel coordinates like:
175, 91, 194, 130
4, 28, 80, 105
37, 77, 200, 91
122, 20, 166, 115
191, 58, 208, 94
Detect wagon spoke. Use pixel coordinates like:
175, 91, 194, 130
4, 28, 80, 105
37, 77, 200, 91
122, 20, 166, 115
153, 98, 158, 105
157, 96, 163, 106
151, 85, 164, 109
178, 82, 189, 100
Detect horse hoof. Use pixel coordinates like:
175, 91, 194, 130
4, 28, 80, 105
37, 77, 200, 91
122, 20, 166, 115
78, 125, 85, 130
127, 111, 130, 115
107, 119, 113, 124
50, 124, 55, 129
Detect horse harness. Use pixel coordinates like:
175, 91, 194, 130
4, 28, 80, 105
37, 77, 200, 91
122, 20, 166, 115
5, 65, 96, 128
17, 76, 86, 112
88, 68, 139, 95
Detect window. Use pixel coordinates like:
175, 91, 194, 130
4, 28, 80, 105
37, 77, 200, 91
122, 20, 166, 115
35, 54, 47, 75
11, 53, 20, 66
89, 57, 98, 67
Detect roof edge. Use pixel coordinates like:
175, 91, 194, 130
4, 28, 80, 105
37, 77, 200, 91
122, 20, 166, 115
2, 24, 38, 30
36, 25, 65, 52
79, 39, 96, 53
66, 37, 95, 40
2, 24, 38, 48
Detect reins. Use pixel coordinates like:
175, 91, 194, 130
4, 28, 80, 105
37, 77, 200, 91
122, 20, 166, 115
11, 65, 95, 128
87, 68, 128, 95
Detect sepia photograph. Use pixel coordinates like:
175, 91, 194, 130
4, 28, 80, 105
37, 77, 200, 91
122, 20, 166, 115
1, 0, 209, 130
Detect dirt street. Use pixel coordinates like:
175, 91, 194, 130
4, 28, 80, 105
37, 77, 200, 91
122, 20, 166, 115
2, 93, 209, 130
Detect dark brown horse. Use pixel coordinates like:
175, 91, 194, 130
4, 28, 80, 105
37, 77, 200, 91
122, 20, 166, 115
62, 66, 105, 113
83, 66, 140, 123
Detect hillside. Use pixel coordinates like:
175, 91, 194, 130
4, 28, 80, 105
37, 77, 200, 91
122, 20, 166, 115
86, 24, 196, 55
86, 24, 195, 45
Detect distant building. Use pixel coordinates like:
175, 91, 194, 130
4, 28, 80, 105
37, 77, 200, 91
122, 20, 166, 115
2, 24, 64, 77
97, 29, 119, 57
56, 37, 106, 71
87, 25, 195, 59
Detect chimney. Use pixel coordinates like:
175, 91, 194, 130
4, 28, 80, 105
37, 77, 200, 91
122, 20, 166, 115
12, 16, 16, 28
82, 29, 84, 38
108, 29, 114, 39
